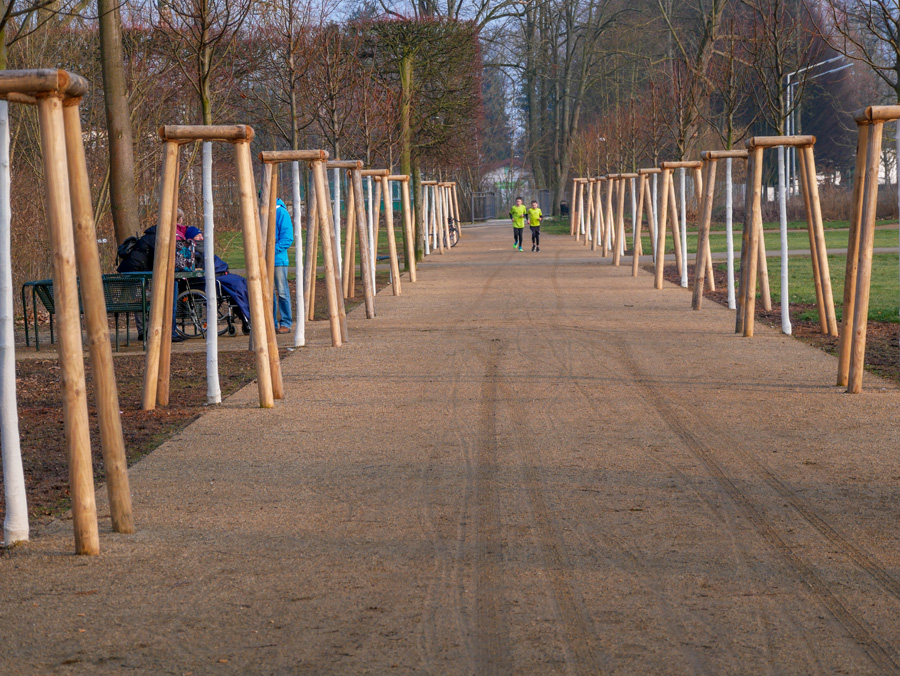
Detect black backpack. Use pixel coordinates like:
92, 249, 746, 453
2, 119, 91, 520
117, 228, 156, 273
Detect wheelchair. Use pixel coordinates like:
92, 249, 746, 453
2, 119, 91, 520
172, 241, 250, 340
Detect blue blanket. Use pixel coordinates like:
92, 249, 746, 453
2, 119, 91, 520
216, 273, 250, 323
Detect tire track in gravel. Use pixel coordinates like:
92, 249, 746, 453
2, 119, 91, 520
534, 257, 730, 674
471, 338, 509, 675
541, 258, 859, 674
612, 337, 900, 675
414, 262, 507, 674
527, 318, 824, 674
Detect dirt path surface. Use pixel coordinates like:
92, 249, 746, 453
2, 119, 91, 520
4, 223, 900, 675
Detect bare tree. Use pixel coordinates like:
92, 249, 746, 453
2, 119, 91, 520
156, 0, 253, 125
816, 0, 900, 102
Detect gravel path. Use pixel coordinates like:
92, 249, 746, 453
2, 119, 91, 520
3, 223, 900, 674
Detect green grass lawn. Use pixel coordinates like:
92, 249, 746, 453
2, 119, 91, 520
726, 254, 900, 324
560, 215, 900, 323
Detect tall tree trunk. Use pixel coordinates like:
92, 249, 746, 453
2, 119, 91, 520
412, 156, 423, 260
399, 52, 413, 270
98, 0, 140, 244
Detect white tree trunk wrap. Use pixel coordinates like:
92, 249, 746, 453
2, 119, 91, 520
367, 177, 376, 291
630, 177, 637, 256
0, 99, 28, 544
423, 183, 430, 255
432, 186, 439, 250
292, 161, 305, 348
202, 142, 222, 404
332, 167, 342, 273
679, 167, 688, 287
651, 173, 658, 261
778, 146, 791, 335
725, 157, 736, 310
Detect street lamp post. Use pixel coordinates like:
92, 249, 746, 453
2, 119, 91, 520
785, 56, 851, 195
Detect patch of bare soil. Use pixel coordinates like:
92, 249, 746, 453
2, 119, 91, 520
0, 274, 386, 527
0, 350, 263, 526
649, 261, 900, 386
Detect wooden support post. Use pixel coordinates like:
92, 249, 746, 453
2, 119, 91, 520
736, 152, 754, 334
837, 123, 870, 386
570, 179, 578, 236
584, 178, 597, 251
62, 100, 133, 534
600, 176, 612, 258
429, 183, 442, 254
311, 160, 342, 346
692, 158, 718, 310
400, 179, 417, 281
633, 178, 643, 258
802, 145, 838, 336
442, 185, 452, 248
156, 159, 179, 407
692, 165, 715, 292
142, 140, 178, 411
613, 179, 626, 266
382, 176, 402, 295
321, 169, 348, 342
37, 95, 99, 555
305, 181, 318, 321
374, 177, 386, 259
740, 146, 765, 337
343, 174, 356, 298
654, 170, 671, 290
848, 121, 885, 393
252, 169, 284, 400
668, 174, 684, 279
352, 169, 376, 318
797, 147, 827, 332
592, 179, 602, 252
234, 142, 275, 406
756, 219, 773, 313
632, 174, 647, 277
575, 181, 585, 242
266, 167, 278, 303
452, 184, 462, 236
260, 163, 272, 248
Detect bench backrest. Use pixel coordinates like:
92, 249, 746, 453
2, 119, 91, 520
26, 274, 147, 315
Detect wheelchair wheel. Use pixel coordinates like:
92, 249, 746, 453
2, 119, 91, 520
174, 289, 230, 339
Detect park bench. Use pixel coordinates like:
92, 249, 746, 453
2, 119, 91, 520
22, 273, 149, 352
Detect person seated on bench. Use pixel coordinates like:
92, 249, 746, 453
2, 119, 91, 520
117, 212, 251, 340
117, 210, 202, 342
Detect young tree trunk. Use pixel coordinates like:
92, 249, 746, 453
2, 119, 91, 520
98, 0, 140, 244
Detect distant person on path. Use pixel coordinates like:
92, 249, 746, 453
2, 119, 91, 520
509, 196, 527, 251
273, 197, 294, 334
527, 200, 543, 252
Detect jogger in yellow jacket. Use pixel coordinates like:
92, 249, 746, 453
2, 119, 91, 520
509, 197, 527, 251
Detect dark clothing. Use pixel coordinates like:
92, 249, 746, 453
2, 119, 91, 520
513, 227, 523, 248
531, 226, 540, 247
117, 226, 251, 330
217, 273, 250, 324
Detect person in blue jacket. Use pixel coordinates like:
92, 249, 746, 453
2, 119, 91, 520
273, 198, 294, 333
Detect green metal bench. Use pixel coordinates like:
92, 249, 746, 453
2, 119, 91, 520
23, 273, 149, 352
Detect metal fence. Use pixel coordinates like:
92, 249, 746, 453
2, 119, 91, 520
470, 191, 498, 221
537, 189, 552, 215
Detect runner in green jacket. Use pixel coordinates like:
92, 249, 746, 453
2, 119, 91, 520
509, 197, 527, 251
527, 200, 543, 252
